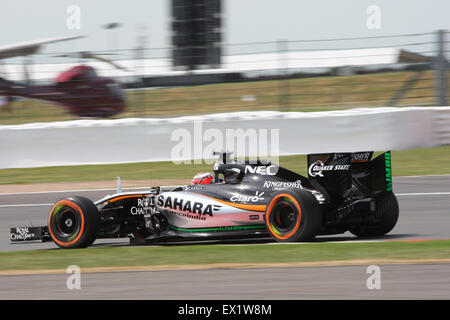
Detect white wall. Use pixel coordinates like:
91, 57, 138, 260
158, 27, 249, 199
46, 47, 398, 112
0, 107, 447, 169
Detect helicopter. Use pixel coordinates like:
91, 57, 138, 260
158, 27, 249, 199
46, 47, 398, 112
0, 36, 127, 118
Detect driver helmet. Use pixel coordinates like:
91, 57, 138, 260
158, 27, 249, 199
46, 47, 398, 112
192, 172, 214, 185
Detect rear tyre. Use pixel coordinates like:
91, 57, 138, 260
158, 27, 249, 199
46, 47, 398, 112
350, 192, 399, 237
265, 190, 322, 242
48, 196, 100, 248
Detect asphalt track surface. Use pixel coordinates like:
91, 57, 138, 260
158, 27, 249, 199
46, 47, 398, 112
1, 176, 450, 299
1, 175, 450, 251
0, 264, 449, 299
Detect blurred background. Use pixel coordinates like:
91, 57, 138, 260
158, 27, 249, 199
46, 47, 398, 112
0, 0, 448, 124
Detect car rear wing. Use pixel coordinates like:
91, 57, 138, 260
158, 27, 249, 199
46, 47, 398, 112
307, 151, 392, 201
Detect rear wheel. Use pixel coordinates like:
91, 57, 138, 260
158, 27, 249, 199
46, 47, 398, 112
350, 192, 399, 237
48, 196, 100, 248
265, 190, 322, 242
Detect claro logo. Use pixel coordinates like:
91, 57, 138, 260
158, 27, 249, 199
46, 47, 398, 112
156, 195, 221, 216
230, 191, 265, 203
245, 165, 278, 175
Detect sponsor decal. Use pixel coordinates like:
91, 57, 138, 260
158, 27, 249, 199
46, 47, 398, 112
263, 180, 302, 190
169, 225, 266, 232
245, 165, 278, 175
130, 197, 155, 215
385, 152, 392, 191
216, 225, 264, 231
332, 153, 346, 161
230, 191, 265, 203
9, 227, 37, 241
352, 152, 371, 162
335, 165, 351, 170
130, 207, 145, 215
308, 161, 350, 177
185, 185, 203, 191
156, 195, 221, 217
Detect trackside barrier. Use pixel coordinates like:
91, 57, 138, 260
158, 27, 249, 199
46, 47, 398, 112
0, 107, 449, 169
432, 108, 450, 146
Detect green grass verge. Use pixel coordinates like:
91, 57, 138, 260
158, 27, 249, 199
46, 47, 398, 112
1, 240, 450, 271
1, 146, 450, 185
0, 70, 436, 125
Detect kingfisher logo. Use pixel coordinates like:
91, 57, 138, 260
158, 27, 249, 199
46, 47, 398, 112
352, 152, 371, 162
263, 180, 302, 189
156, 195, 221, 216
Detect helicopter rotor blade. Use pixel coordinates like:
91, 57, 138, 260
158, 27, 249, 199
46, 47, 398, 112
86, 54, 130, 72
54, 51, 130, 72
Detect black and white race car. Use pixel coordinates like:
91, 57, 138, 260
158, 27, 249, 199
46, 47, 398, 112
10, 151, 398, 248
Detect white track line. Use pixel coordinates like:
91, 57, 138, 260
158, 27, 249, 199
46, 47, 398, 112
0, 185, 186, 196
396, 192, 450, 196
0, 203, 53, 208
394, 174, 450, 178
0, 187, 149, 196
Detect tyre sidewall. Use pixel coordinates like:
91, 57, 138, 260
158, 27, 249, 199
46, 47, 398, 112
265, 190, 322, 242
48, 196, 100, 248
350, 191, 399, 237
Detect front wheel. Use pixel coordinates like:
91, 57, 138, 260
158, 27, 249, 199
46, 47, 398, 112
48, 196, 100, 248
265, 190, 322, 242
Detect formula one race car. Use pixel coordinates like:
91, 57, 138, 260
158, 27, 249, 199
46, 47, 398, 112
10, 151, 398, 248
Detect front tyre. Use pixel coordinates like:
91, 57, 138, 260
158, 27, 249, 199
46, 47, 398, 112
350, 192, 399, 237
265, 190, 322, 242
48, 196, 100, 248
